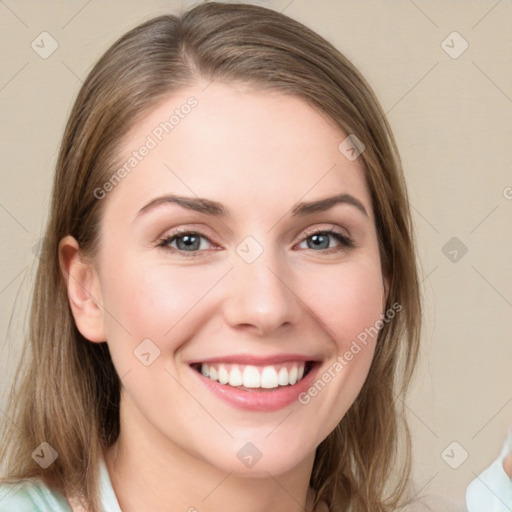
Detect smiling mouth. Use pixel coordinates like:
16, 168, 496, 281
191, 361, 315, 391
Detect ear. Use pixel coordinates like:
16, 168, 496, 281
59, 235, 106, 343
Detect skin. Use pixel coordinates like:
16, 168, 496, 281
504, 454, 512, 479
60, 81, 388, 512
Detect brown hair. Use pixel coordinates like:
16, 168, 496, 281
0, 3, 421, 511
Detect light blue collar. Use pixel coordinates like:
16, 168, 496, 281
99, 455, 123, 512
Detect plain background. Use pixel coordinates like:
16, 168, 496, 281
0, 1, 511, 510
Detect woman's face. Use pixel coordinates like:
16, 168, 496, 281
89, 82, 387, 476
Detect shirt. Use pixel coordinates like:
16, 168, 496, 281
466, 428, 512, 512
0, 456, 122, 512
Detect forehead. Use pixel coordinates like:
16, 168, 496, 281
107, 81, 373, 222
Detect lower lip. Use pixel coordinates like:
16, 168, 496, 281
191, 364, 320, 412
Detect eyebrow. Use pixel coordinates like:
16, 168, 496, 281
134, 192, 369, 221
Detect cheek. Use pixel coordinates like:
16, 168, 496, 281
100, 257, 223, 351
292, 261, 383, 437
299, 257, 385, 347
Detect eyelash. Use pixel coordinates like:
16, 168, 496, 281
156, 227, 354, 258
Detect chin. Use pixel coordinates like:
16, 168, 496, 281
192, 433, 317, 478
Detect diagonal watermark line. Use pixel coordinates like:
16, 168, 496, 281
265, 410, 294, 438
409, 472, 439, 504
0, 203, 28, 233
472, 61, 512, 104
201, 78, 214, 93
164, 367, 234, 438
0, 202, 29, 233
163, 267, 234, 336
404, 403, 439, 438
407, 0, 439, 28
200, 471, 233, 502
164, 164, 195, 194
420, 265, 438, 284
61, 0, 93, 29
386, 62, 439, 115
266, 472, 304, 509
61, 60, 84, 84
0, 266, 27, 296
0, 62, 29, 92
470, 470, 511, 509
472, 0, 503, 29
471, 397, 512, 439
471, 265, 512, 308
266, 164, 337, 234
410, 204, 439, 233
0, 0, 29, 28
470, 204, 499, 233
396, 392, 439, 438
119, 368, 132, 381
280, 0, 295, 13
0, 404, 26, 435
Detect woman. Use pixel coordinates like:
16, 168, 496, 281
0, 3, 422, 511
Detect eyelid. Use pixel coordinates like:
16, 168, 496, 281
158, 223, 350, 244
156, 227, 219, 258
296, 226, 355, 252
300, 224, 351, 241
157, 225, 217, 244
157, 223, 355, 258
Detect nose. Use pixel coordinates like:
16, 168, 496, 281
222, 249, 302, 337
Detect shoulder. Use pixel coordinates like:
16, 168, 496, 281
0, 478, 72, 511
466, 458, 512, 512
466, 429, 512, 512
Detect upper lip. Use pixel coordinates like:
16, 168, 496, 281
188, 353, 321, 366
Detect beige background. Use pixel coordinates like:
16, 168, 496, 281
1, 0, 511, 510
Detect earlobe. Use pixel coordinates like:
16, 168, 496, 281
59, 235, 106, 343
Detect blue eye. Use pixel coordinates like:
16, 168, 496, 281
157, 227, 354, 258
157, 230, 213, 258
298, 228, 354, 254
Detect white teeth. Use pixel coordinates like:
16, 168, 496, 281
260, 366, 278, 389
242, 366, 261, 388
228, 366, 243, 386
198, 361, 309, 389
278, 367, 289, 386
218, 364, 229, 385
289, 365, 298, 385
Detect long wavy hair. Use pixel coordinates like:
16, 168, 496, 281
0, 3, 421, 511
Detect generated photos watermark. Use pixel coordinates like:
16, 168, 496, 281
298, 301, 402, 405
94, 96, 198, 200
